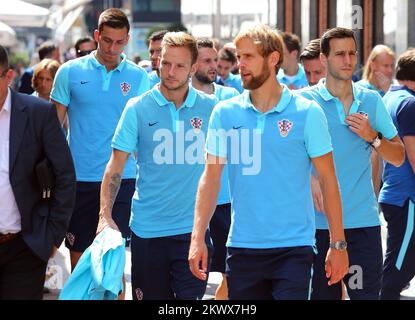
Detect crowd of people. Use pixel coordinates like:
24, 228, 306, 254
1, 7, 415, 300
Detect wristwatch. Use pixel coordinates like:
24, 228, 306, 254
329, 240, 348, 251
370, 132, 383, 149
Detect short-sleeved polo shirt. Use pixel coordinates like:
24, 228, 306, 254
206, 85, 332, 249
379, 85, 415, 206
300, 79, 398, 229
112, 85, 216, 238
51, 52, 150, 181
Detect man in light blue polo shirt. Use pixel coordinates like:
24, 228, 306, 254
379, 49, 415, 300
277, 32, 309, 90
300, 27, 405, 300
356, 45, 395, 98
216, 48, 244, 93
98, 32, 217, 300
51, 8, 150, 277
147, 30, 167, 88
189, 24, 348, 300
191, 38, 239, 300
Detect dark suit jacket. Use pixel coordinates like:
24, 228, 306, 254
9, 90, 76, 262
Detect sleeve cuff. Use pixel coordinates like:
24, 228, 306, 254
111, 142, 135, 154
308, 146, 333, 159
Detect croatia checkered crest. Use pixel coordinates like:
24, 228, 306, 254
120, 81, 131, 96
190, 116, 203, 133
278, 119, 293, 138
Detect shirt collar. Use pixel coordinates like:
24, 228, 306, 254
317, 78, 361, 103
279, 64, 305, 81
242, 84, 292, 114
151, 84, 197, 109
390, 84, 415, 95
90, 51, 127, 72
1, 88, 12, 114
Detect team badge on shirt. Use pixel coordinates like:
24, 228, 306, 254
66, 232, 75, 246
190, 116, 203, 133
135, 288, 144, 300
278, 119, 294, 138
120, 81, 131, 96
358, 111, 369, 119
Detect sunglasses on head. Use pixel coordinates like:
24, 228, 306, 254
77, 50, 92, 57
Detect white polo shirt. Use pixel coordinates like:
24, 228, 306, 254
0, 88, 21, 234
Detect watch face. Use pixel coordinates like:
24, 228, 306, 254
372, 138, 381, 148
331, 241, 347, 250
337, 241, 347, 250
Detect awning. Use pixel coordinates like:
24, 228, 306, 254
53, 6, 85, 42
0, 0, 50, 27
48, 0, 93, 41
0, 21, 17, 47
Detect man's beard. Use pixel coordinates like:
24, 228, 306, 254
242, 60, 271, 90
194, 71, 215, 84
160, 73, 191, 91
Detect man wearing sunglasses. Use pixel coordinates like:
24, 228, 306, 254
74, 36, 97, 58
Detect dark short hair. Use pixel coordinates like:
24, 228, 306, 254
0, 45, 9, 69
218, 48, 237, 64
300, 38, 321, 62
74, 36, 96, 52
98, 8, 130, 32
321, 27, 357, 56
281, 32, 301, 54
149, 30, 168, 42
396, 49, 415, 81
196, 38, 214, 50
38, 41, 57, 60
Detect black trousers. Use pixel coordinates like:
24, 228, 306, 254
312, 227, 383, 300
380, 200, 415, 300
0, 235, 47, 300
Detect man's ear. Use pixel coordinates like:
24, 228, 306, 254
190, 62, 198, 77
125, 34, 130, 45
290, 49, 299, 60
320, 52, 328, 68
94, 29, 100, 43
269, 51, 281, 71
6, 69, 14, 85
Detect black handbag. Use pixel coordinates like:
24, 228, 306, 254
35, 157, 55, 199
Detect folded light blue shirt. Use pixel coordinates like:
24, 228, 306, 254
59, 228, 125, 300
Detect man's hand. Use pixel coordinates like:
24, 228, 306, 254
345, 113, 378, 143
188, 237, 208, 281
96, 210, 119, 235
311, 174, 325, 214
325, 248, 349, 286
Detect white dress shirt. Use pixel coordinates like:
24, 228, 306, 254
0, 88, 21, 234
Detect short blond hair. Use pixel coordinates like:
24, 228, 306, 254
161, 32, 198, 65
32, 58, 61, 91
362, 45, 395, 81
234, 24, 284, 72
